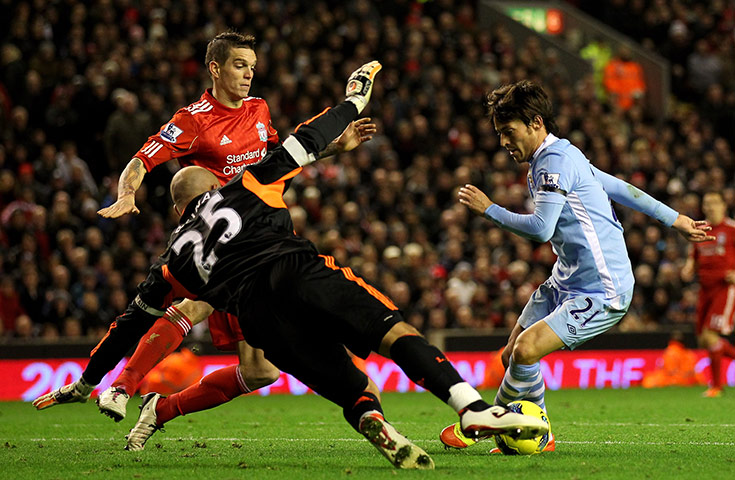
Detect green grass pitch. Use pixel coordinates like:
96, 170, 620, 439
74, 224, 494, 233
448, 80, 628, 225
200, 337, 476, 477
1, 387, 733, 479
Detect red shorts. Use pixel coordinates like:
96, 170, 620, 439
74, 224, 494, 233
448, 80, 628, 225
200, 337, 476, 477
697, 284, 735, 336
208, 311, 244, 351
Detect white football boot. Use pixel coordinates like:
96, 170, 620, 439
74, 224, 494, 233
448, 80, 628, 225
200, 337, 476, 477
460, 405, 549, 441
126, 393, 163, 451
32, 380, 93, 410
358, 411, 434, 469
96, 386, 130, 421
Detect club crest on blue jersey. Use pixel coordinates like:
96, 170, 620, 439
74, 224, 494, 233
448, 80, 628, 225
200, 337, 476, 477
161, 123, 184, 142
256, 121, 268, 142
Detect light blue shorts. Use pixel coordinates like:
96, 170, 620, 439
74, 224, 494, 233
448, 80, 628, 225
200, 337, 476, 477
517, 280, 633, 350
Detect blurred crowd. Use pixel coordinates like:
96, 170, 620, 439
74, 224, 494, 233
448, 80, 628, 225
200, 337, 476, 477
0, 0, 733, 343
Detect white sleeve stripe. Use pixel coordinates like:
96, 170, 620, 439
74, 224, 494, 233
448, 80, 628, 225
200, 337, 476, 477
141, 142, 160, 155
148, 144, 163, 157
283, 136, 316, 166
567, 192, 617, 298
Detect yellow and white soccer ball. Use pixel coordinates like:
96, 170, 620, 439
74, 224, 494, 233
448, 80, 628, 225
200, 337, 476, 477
494, 401, 551, 455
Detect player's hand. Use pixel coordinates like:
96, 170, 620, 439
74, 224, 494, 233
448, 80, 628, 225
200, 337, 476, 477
345, 60, 382, 114
672, 214, 714, 243
97, 195, 140, 218
334, 118, 377, 153
458, 184, 494, 216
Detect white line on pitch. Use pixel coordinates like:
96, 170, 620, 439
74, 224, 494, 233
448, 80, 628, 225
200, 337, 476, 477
27, 437, 735, 446
568, 422, 735, 427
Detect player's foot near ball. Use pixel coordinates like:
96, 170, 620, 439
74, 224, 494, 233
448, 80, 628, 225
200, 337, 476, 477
359, 412, 434, 469
97, 386, 130, 421
32, 381, 92, 410
702, 387, 723, 398
460, 405, 549, 441
440, 422, 478, 449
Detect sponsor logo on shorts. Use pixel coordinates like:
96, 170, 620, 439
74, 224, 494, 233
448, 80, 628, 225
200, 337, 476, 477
567, 324, 577, 335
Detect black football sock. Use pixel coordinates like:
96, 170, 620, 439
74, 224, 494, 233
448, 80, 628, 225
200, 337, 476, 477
343, 391, 383, 432
82, 307, 157, 384
389, 335, 467, 403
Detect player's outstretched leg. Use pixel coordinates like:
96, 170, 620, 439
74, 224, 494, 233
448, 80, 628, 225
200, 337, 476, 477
126, 393, 162, 451
32, 378, 95, 410
386, 332, 548, 443
99, 306, 194, 421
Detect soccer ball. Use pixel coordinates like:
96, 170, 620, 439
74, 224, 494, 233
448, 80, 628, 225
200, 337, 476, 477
494, 401, 551, 455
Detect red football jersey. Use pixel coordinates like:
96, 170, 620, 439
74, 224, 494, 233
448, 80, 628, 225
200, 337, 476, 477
134, 89, 279, 185
692, 218, 735, 287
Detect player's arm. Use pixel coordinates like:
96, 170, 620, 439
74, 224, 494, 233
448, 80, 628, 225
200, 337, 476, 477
317, 117, 377, 159
591, 165, 713, 242
99, 111, 198, 219
97, 158, 146, 218
458, 184, 564, 243
254, 61, 381, 183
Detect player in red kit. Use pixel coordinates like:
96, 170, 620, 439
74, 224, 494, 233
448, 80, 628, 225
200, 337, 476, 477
682, 191, 735, 397
33, 31, 375, 419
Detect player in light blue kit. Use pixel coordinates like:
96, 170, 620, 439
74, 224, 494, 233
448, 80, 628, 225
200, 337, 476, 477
440, 80, 714, 451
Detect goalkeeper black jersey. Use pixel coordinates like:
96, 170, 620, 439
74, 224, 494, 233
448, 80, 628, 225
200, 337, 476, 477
138, 102, 358, 316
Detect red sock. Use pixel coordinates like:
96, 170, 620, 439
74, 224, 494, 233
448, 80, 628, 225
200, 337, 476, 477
708, 349, 723, 389
717, 338, 735, 359
155, 365, 248, 427
113, 306, 192, 395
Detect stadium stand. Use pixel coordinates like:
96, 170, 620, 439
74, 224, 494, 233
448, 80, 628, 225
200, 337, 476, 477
0, 0, 733, 349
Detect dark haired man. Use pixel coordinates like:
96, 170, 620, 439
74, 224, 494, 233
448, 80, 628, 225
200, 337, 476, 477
441, 80, 714, 450
682, 191, 735, 398
34, 31, 374, 420
118, 63, 548, 468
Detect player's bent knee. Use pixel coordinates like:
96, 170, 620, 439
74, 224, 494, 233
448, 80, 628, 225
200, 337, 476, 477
238, 362, 280, 390
173, 299, 214, 325
379, 321, 420, 356
512, 340, 540, 365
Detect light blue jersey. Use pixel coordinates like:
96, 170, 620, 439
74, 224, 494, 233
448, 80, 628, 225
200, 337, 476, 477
485, 134, 678, 299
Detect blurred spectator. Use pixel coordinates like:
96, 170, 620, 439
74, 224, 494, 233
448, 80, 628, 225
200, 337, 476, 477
53, 141, 98, 196
0, 274, 25, 335
104, 89, 153, 173
603, 44, 646, 111
687, 39, 723, 95
446, 261, 477, 307
580, 37, 613, 100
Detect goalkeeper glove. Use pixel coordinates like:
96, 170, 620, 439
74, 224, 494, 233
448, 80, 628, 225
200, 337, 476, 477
345, 60, 382, 114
